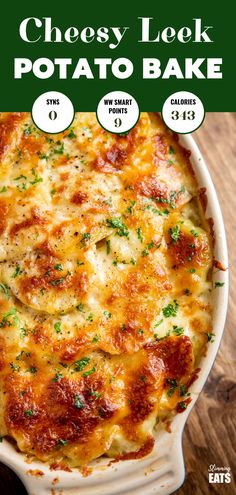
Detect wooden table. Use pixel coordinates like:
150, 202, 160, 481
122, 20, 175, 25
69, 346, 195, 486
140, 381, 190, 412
0, 113, 235, 494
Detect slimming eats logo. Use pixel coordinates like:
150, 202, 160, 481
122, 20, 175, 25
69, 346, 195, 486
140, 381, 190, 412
208, 464, 231, 484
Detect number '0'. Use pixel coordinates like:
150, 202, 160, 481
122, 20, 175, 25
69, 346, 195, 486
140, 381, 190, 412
49, 111, 57, 120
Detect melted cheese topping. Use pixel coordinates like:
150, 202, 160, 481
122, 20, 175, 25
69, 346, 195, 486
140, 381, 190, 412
0, 112, 213, 467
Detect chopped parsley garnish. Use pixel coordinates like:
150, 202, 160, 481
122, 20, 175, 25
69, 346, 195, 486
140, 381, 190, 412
103, 196, 112, 206
26, 366, 37, 374
126, 200, 136, 214
54, 321, 62, 334
16, 182, 27, 192
10, 362, 20, 372
90, 389, 101, 400
178, 401, 187, 410
54, 264, 63, 271
137, 329, 144, 335
67, 129, 76, 139
184, 288, 191, 295
179, 385, 190, 397
172, 325, 184, 336
74, 394, 84, 409
76, 302, 85, 312
50, 277, 65, 286
190, 229, 199, 237
154, 319, 164, 328
137, 227, 143, 242
0, 283, 10, 300
59, 362, 68, 368
106, 239, 111, 255
82, 127, 92, 139
37, 152, 48, 160
52, 371, 63, 382
74, 357, 90, 372
215, 282, 225, 288
189, 268, 196, 273
23, 125, 33, 136
113, 259, 118, 267
50, 189, 56, 196
58, 438, 68, 446
86, 312, 94, 322
162, 300, 179, 318
154, 329, 171, 341
12, 265, 22, 278
141, 247, 149, 257
77, 259, 84, 266
92, 333, 100, 343
0, 308, 19, 328
30, 168, 43, 185
157, 190, 177, 209
103, 311, 112, 319
169, 146, 175, 154
141, 241, 155, 257
80, 232, 91, 246
16, 350, 30, 360
169, 225, 180, 244
16, 147, 23, 159
24, 409, 33, 417
106, 217, 129, 237
54, 141, 64, 154
166, 378, 178, 397
83, 366, 96, 377
152, 207, 169, 216
20, 327, 28, 339
14, 174, 27, 181
206, 332, 215, 342
0, 186, 7, 193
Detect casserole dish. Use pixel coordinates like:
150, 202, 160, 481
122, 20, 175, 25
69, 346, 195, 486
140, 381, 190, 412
0, 130, 228, 495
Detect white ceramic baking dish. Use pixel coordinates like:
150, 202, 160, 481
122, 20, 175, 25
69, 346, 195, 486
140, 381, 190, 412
0, 133, 229, 495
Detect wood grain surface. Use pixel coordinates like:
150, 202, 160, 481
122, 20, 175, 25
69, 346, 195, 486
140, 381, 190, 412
0, 113, 235, 495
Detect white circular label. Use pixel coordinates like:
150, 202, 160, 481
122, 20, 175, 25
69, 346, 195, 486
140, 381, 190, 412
162, 91, 205, 134
32, 91, 74, 133
97, 91, 140, 133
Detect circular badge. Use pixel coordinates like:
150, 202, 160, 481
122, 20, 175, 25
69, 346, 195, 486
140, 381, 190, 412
32, 91, 74, 134
162, 91, 205, 134
96, 91, 140, 133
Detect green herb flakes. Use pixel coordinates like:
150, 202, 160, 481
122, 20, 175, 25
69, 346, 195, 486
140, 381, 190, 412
83, 366, 96, 378
74, 394, 84, 409
106, 217, 129, 237
162, 300, 179, 318
169, 225, 180, 244
74, 357, 90, 372
0, 283, 10, 300
54, 321, 62, 333
215, 282, 225, 288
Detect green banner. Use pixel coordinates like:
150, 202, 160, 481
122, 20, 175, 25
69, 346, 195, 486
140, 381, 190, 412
0, 0, 234, 110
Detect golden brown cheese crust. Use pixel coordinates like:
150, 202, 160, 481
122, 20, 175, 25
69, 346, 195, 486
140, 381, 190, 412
0, 112, 213, 466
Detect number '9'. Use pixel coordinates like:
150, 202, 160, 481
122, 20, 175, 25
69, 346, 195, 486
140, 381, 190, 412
114, 118, 122, 128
